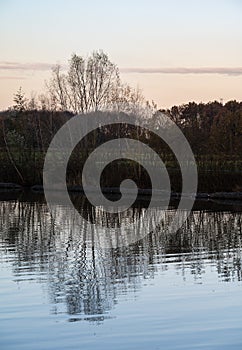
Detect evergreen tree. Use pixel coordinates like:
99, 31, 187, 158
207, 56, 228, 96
13, 87, 27, 112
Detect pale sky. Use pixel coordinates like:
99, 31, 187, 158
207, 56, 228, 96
0, 0, 241, 110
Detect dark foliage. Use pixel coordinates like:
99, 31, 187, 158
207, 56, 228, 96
0, 100, 241, 192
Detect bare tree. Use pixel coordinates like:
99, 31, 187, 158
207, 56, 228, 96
47, 65, 69, 111
27, 92, 38, 110
109, 83, 146, 115
46, 51, 127, 114
67, 51, 120, 113
39, 93, 56, 111
45, 50, 154, 116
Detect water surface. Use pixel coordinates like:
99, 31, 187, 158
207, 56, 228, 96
0, 193, 242, 350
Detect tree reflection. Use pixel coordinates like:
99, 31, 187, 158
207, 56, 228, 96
0, 194, 241, 321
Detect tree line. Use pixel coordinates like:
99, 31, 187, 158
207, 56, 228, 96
0, 50, 241, 190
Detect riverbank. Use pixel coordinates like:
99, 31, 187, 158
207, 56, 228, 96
1, 182, 242, 200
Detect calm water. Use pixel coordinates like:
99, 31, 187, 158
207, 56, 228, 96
0, 192, 242, 350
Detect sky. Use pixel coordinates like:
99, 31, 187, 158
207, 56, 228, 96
0, 0, 241, 110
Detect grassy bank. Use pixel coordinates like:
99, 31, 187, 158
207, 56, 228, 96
0, 149, 241, 193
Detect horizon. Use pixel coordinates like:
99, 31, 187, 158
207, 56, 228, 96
0, 0, 242, 110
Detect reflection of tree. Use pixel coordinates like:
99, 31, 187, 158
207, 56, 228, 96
0, 196, 241, 321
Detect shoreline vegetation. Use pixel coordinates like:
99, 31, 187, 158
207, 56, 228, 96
0, 106, 241, 194
0, 52, 241, 194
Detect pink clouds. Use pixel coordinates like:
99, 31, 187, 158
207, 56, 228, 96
120, 67, 242, 76
0, 61, 242, 76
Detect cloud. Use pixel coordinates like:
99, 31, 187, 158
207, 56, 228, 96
120, 67, 242, 76
0, 61, 242, 76
0, 61, 57, 71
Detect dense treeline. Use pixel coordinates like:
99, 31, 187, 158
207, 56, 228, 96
163, 100, 242, 156
0, 99, 241, 192
2, 99, 242, 155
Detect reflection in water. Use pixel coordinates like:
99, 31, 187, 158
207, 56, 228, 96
0, 195, 241, 322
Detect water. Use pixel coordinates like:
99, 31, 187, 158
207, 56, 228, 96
0, 192, 242, 350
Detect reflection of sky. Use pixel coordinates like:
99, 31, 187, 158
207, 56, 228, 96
0, 0, 241, 109
1, 245, 242, 350
0, 197, 242, 348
